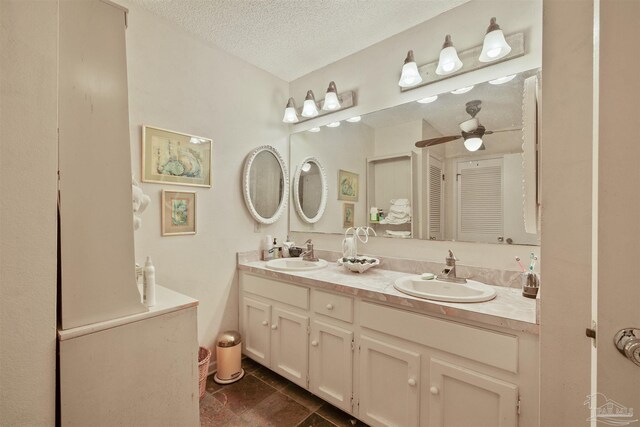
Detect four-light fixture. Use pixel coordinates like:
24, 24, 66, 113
399, 17, 513, 89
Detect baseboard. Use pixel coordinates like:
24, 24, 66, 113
207, 359, 217, 376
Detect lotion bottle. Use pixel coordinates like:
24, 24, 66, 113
143, 256, 156, 307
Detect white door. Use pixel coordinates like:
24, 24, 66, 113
271, 307, 309, 388
358, 335, 421, 427
242, 297, 271, 366
309, 320, 353, 412
425, 154, 444, 241
456, 158, 504, 243
593, 1, 640, 425
428, 359, 518, 427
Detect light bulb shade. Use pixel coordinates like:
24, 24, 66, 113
326, 121, 341, 128
464, 137, 483, 151
417, 95, 438, 104
282, 98, 298, 123
479, 18, 511, 62
489, 74, 516, 85
309, 127, 321, 133
322, 81, 341, 111
398, 50, 422, 88
459, 118, 479, 132
435, 36, 463, 76
302, 99, 319, 117
451, 85, 474, 95
346, 116, 361, 123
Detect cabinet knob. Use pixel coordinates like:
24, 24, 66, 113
271, 324, 278, 330
261, 320, 268, 326
430, 386, 439, 395
408, 378, 417, 387
326, 303, 334, 310
311, 340, 318, 347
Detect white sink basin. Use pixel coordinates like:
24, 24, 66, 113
393, 275, 497, 303
265, 258, 328, 272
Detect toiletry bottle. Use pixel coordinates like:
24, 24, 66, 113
263, 235, 274, 261
143, 256, 156, 307
273, 238, 281, 259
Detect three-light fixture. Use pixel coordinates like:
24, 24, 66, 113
399, 17, 513, 89
283, 81, 353, 124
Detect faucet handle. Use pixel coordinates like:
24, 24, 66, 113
305, 239, 313, 249
447, 250, 457, 261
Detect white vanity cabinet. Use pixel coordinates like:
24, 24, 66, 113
238, 270, 538, 427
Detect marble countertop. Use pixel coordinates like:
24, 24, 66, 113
238, 259, 538, 335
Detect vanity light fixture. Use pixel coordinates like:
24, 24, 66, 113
326, 121, 341, 128
282, 97, 299, 123
417, 95, 438, 104
435, 35, 463, 76
301, 162, 312, 172
309, 127, 321, 133
346, 116, 361, 123
451, 86, 474, 95
322, 81, 341, 111
301, 90, 319, 117
398, 50, 422, 88
479, 17, 512, 62
489, 74, 516, 85
463, 136, 483, 152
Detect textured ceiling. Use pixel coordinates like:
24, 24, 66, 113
129, 0, 470, 81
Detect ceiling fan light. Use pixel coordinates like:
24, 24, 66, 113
479, 18, 512, 62
398, 50, 423, 88
436, 35, 463, 76
282, 97, 298, 123
460, 118, 479, 132
451, 85, 474, 95
417, 95, 438, 104
301, 90, 319, 117
322, 81, 341, 111
489, 74, 516, 85
464, 136, 483, 152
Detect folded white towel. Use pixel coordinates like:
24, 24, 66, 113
390, 198, 410, 206
390, 205, 411, 215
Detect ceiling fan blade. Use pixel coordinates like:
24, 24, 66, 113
415, 135, 461, 148
484, 128, 522, 135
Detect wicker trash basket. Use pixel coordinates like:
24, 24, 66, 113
198, 346, 211, 400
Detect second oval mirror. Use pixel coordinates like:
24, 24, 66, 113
293, 157, 327, 224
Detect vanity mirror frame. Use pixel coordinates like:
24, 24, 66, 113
242, 145, 289, 225
292, 157, 328, 224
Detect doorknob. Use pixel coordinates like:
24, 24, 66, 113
614, 328, 640, 367
261, 320, 268, 326
271, 324, 278, 330
311, 340, 318, 347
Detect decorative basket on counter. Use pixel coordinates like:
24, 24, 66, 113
338, 256, 380, 273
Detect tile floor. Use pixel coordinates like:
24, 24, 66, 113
200, 357, 369, 427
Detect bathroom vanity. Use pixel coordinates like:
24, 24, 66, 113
237, 253, 538, 427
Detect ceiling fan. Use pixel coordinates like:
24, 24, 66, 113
414, 100, 520, 152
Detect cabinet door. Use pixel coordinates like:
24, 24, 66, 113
359, 335, 421, 427
271, 307, 309, 388
309, 320, 353, 412
429, 359, 518, 427
242, 297, 271, 366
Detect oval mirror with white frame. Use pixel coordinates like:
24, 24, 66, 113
242, 145, 289, 224
293, 157, 328, 223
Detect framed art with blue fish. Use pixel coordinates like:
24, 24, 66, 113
142, 125, 212, 187
161, 190, 196, 236
337, 169, 359, 201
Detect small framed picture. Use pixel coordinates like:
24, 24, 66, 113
161, 190, 196, 236
338, 169, 359, 201
343, 203, 355, 228
142, 125, 212, 188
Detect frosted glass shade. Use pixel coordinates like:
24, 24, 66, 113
322, 92, 340, 111
479, 29, 511, 62
308, 127, 321, 133
302, 99, 319, 117
346, 116, 361, 123
436, 46, 463, 75
282, 107, 298, 123
489, 74, 516, 85
464, 137, 483, 151
417, 95, 438, 104
398, 61, 422, 88
451, 85, 474, 95
326, 121, 341, 128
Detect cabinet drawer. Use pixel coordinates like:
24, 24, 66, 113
311, 290, 353, 323
360, 301, 518, 373
241, 273, 309, 310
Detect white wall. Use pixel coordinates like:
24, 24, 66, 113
0, 1, 58, 425
290, 125, 374, 233
289, 0, 542, 270
123, 1, 290, 354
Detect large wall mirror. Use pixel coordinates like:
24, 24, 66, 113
243, 145, 289, 224
290, 68, 540, 246
293, 157, 328, 224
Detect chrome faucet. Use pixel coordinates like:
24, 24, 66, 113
437, 250, 467, 284
300, 239, 319, 262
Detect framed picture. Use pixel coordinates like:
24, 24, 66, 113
142, 125, 212, 188
343, 203, 355, 228
161, 190, 196, 236
338, 169, 359, 201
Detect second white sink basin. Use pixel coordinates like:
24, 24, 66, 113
393, 275, 497, 303
266, 258, 328, 272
